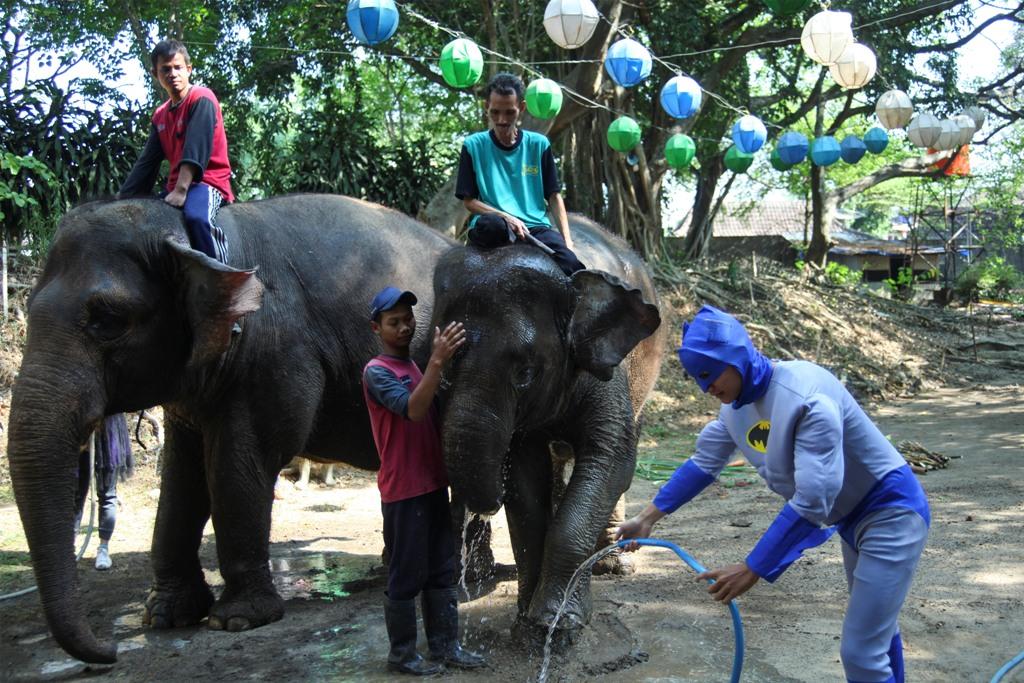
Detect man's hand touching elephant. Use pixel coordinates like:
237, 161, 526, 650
613, 503, 665, 552
431, 321, 466, 367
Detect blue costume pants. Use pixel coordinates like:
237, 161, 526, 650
840, 506, 928, 683
182, 183, 229, 263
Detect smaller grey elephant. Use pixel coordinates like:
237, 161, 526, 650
432, 215, 662, 646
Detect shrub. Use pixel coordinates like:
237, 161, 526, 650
954, 257, 1023, 301
824, 261, 862, 287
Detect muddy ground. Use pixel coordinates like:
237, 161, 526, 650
2, 265, 1023, 682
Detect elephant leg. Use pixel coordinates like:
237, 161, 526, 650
591, 494, 635, 576
503, 438, 553, 621
525, 420, 636, 647
551, 441, 633, 576
145, 418, 215, 629
205, 417, 284, 632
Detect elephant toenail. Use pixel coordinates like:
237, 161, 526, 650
226, 617, 251, 632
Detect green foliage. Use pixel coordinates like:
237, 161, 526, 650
0, 153, 57, 221
954, 257, 1023, 301
824, 261, 862, 287
884, 266, 915, 297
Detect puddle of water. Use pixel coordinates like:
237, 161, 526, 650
117, 635, 146, 654
113, 609, 145, 635
271, 552, 378, 601
171, 638, 191, 650
40, 659, 81, 676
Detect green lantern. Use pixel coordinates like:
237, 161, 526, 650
762, 0, 812, 15
665, 134, 696, 170
525, 78, 563, 120
607, 116, 641, 152
770, 148, 793, 171
724, 145, 754, 174
439, 38, 483, 89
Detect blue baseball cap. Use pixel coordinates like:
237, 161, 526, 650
369, 286, 417, 321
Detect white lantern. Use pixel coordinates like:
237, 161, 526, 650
934, 118, 961, 151
875, 90, 913, 130
829, 43, 876, 89
964, 105, 987, 131
543, 0, 600, 50
953, 114, 976, 146
801, 10, 853, 65
906, 113, 941, 148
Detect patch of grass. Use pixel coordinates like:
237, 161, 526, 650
0, 549, 33, 594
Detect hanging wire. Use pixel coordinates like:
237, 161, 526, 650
193, 0, 985, 145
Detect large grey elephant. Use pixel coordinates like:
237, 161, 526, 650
9, 196, 660, 664
431, 216, 663, 645
8, 195, 454, 663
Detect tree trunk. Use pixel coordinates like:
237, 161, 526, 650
681, 156, 725, 260
2, 234, 8, 321
807, 162, 831, 266
417, 174, 467, 237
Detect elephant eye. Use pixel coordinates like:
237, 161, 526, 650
513, 365, 536, 390
85, 302, 131, 342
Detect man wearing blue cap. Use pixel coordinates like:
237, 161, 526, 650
363, 286, 485, 675
617, 305, 929, 683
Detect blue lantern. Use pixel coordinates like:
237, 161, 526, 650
732, 115, 767, 154
347, 0, 399, 45
777, 131, 809, 164
864, 126, 889, 154
660, 76, 702, 119
810, 136, 841, 166
840, 136, 867, 164
604, 38, 652, 88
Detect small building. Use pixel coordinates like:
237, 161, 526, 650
678, 200, 943, 282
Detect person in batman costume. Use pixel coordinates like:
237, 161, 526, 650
617, 305, 929, 683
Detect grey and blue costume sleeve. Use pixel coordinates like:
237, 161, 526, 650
653, 419, 736, 514
746, 395, 842, 582
363, 365, 411, 418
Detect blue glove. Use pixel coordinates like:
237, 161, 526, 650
653, 459, 715, 514
746, 503, 836, 582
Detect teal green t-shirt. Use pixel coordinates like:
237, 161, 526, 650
456, 129, 560, 230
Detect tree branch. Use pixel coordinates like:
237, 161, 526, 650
912, 3, 1024, 53
828, 151, 955, 205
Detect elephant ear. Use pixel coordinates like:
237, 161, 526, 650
569, 270, 661, 381
166, 238, 264, 367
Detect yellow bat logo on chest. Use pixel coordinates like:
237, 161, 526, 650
746, 420, 770, 453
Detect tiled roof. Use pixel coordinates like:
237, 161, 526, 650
711, 200, 820, 238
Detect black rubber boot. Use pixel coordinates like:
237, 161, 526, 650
422, 587, 487, 669
384, 597, 444, 676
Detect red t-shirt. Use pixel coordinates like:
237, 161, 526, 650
152, 85, 234, 202
362, 355, 449, 503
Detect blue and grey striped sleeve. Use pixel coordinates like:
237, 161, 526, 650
363, 366, 410, 418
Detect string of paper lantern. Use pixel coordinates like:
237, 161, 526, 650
344, 0, 987, 178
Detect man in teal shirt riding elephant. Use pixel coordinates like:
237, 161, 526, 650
455, 72, 585, 275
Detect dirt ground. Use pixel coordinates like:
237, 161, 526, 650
2, 267, 1023, 682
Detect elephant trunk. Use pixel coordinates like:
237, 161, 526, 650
8, 363, 116, 664
441, 394, 514, 516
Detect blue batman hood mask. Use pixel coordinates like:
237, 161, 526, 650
678, 305, 774, 408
